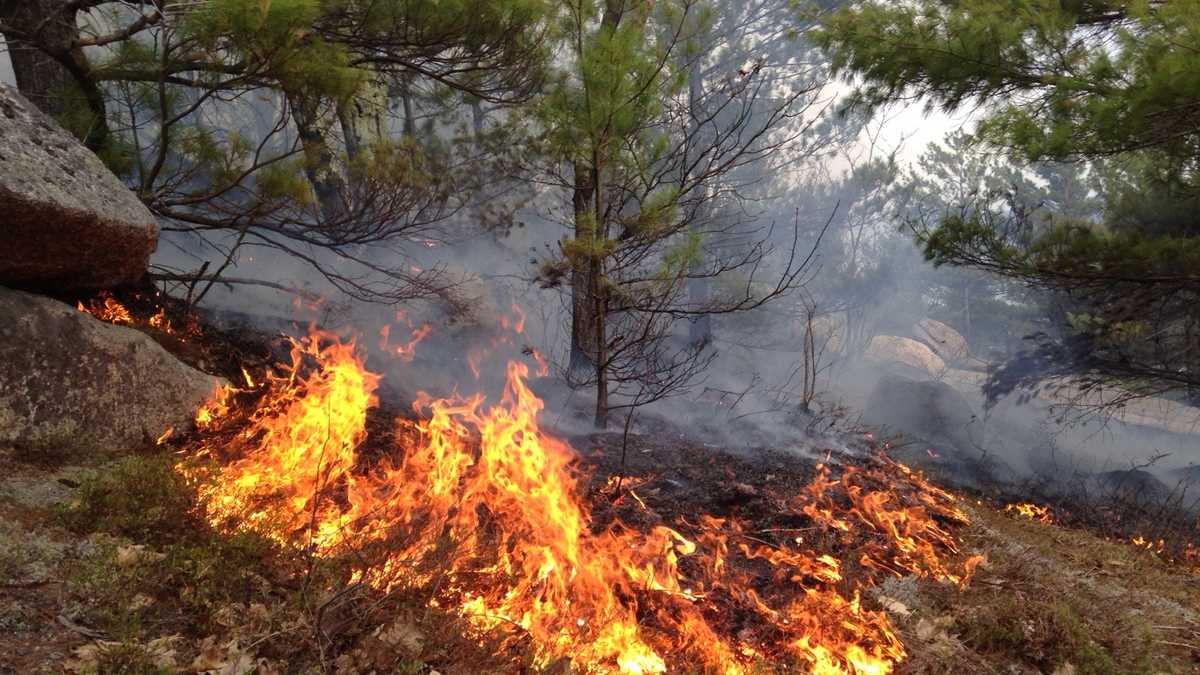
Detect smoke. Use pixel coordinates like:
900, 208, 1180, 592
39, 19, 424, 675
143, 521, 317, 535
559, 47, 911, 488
112, 13, 1197, 510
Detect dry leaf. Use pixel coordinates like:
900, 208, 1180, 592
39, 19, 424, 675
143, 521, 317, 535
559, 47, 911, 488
116, 544, 165, 567
128, 593, 155, 611
877, 595, 912, 618
379, 618, 426, 655
191, 637, 260, 675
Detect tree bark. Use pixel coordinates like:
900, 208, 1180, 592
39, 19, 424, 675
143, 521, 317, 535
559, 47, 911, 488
288, 91, 346, 221
686, 56, 712, 346
568, 160, 598, 385
0, 0, 110, 152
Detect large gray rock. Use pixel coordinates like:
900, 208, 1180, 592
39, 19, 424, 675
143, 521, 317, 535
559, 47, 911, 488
864, 335, 946, 376
0, 83, 157, 290
863, 373, 978, 455
0, 287, 222, 458
913, 318, 969, 362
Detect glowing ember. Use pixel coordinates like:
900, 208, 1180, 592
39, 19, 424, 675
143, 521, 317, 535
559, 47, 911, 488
181, 330, 980, 673
1006, 502, 1053, 524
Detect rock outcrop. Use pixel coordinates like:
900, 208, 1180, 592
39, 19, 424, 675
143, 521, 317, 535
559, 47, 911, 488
865, 335, 946, 377
912, 318, 990, 371
0, 287, 222, 458
0, 83, 157, 290
863, 373, 978, 456
913, 319, 968, 362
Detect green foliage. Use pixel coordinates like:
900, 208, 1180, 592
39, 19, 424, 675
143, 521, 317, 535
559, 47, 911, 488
60, 455, 198, 545
960, 596, 1126, 674
182, 0, 363, 100
67, 531, 276, 638
656, 230, 701, 285
920, 216, 1200, 287
816, 0, 1200, 401
59, 453, 287, 640
625, 187, 681, 240
255, 158, 316, 204
537, 1, 692, 166
815, 1, 1200, 165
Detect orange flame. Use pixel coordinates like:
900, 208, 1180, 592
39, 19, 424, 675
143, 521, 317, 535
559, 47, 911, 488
155, 426, 175, 445
1006, 502, 1053, 524
77, 292, 200, 337
77, 294, 133, 325
182, 331, 979, 673
379, 322, 433, 362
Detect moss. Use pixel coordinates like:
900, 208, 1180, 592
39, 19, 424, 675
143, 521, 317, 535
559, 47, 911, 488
67, 529, 277, 639
959, 594, 1132, 673
59, 454, 197, 544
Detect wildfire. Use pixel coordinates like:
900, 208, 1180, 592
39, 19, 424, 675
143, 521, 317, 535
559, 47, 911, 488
379, 321, 432, 362
181, 330, 980, 673
77, 293, 133, 324
76, 292, 200, 337
1005, 502, 1054, 524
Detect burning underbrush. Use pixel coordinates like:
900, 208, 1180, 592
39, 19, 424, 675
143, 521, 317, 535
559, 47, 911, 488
166, 328, 983, 673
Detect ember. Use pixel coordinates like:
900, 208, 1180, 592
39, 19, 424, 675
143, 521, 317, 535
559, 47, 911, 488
179, 330, 981, 673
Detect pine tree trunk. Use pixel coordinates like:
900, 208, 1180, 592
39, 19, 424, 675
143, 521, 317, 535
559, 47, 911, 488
0, 0, 109, 152
686, 57, 711, 346
288, 92, 345, 221
578, 0, 623, 425
569, 161, 598, 384
593, 278, 608, 428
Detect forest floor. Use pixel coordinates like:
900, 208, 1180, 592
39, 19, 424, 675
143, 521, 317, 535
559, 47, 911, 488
2, 425, 1198, 674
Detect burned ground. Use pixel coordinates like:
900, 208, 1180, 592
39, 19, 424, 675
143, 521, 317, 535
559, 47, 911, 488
3, 421, 1198, 673
3, 296, 1197, 673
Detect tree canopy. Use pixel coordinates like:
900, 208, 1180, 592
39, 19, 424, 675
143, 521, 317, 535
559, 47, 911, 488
815, 0, 1200, 407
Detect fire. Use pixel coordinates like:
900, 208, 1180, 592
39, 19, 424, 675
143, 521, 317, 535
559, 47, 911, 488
1131, 535, 1166, 554
194, 383, 235, 430
148, 308, 171, 332
379, 321, 432, 362
190, 333, 378, 548
1005, 502, 1054, 524
77, 293, 133, 324
181, 330, 980, 673
76, 292, 201, 337
155, 426, 175, 445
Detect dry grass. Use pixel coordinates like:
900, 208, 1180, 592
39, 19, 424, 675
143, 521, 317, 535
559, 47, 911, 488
884, 503, 1200, 674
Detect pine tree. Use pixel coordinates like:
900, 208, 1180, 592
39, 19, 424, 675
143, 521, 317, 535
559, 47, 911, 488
535, 0, 825, 427
0, 0, 551, 303
815, 0, 1200, 407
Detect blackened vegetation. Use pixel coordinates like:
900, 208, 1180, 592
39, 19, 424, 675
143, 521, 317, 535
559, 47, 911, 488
918, 445, 1200, 569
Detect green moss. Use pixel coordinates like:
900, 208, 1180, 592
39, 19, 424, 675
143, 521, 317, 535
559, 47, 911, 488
960, 596, 1130, 674
59, 455, 197, 544
67, 529, 277, 638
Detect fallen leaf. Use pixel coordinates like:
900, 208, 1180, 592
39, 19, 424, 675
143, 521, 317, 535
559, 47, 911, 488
877, 595, 911, 618
379, 619, 425, 656
116, 544, 165, 567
